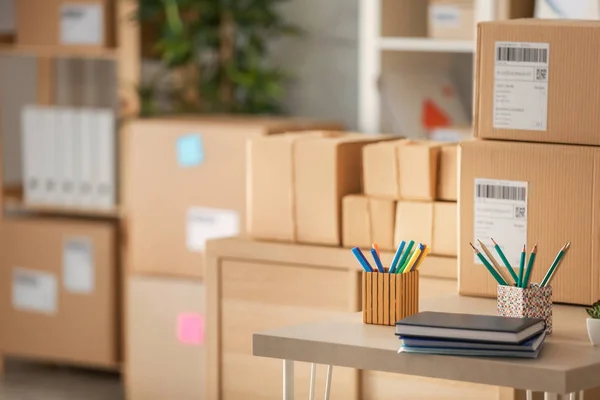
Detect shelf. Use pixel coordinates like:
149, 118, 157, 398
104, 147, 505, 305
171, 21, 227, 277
378, 37, 475, 53
0, 44, 118, 60
4, 198, 122, 219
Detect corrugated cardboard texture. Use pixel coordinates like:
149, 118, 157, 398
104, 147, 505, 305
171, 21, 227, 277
0, 217, 118, 366
398, 142, 441, 201
16, 0, 114, 48
125, 117, 342, 279
460, 140, 600, 305
342, 194, 396, 251
437, 145, 458, 201
432, 201, 458, 256
363, 139, 405, 199
394, 201, 434, 248
476, 19, 600, 146
428, 0, 474, 40
126, 276, 205, 400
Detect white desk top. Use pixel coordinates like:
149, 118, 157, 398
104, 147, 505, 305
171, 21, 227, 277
253, 293, 600, 394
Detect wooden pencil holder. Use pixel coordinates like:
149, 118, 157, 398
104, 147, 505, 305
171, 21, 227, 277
497, 284, 553, 334
362, 269, 419, 326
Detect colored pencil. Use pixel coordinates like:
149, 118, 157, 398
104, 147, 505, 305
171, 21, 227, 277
478, 240, 513, 285
413, 245, 430, 271
517, 244, 526, 287
389, 241, 406, 274
372, 243, 380, 258
470, 243, 508, 286
541, 242, 570, 287
521, 244, 538, 288
351, 247, 373, 272
370, 248, 385, 273
491, 238, 519, 284
404, 244, 423, 273
396, 240, 414, 274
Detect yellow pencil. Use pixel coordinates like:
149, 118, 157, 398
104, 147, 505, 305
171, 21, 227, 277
403, 246, 422, 273
477, 239, 513, 285
413, 246, 430, 271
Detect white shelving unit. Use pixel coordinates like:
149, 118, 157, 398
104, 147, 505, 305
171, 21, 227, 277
358, 0, 497, 134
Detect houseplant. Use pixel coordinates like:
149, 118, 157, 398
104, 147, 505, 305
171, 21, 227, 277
585, 301, 600, 345
136, 0, 299, 116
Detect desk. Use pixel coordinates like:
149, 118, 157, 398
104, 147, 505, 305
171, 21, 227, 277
253, 293, 600, 399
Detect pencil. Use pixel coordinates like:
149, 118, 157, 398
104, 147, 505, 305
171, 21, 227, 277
398, 247, 416, 274
389, 241, 406, 274
372, 243, 380, 258
541, 242, 570, 287
491, 238, 519, 284
370, 247, 385, 273
478, 239, 513, 285
413, 245, 430, 271
518, 244, 526, 288
395, 240, 414, 274
470, 243, 508, 286
521, 244, 538, 288
351, 247, 373, 272
403, 244, 423, 273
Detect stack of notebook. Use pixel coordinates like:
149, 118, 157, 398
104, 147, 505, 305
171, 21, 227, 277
395, 312, 547, 358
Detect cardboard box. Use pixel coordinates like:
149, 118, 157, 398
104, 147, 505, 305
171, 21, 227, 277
126, 276, 205, 400
394, 201, 434, 248
363, 140, 441, 201
16, 0, 114, 49
534, 0, 600, 19
205, 237, 461, 399
428, 0, 475, 40
460, 140, 600, 305
125, 117, 342, 279
432, 201, 457, 257
436, 145, 458, 201
342, 195, 396, 251
248, 132, 387, 246
475, 19, 600, 146
0, 217, 118, 367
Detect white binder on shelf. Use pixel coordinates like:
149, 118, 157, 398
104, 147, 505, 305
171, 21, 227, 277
21, 105, 43, 205
56, 108, 77, 206
77, 108, 95, 207
40, 107, 58, 205
94, 109, 115, 209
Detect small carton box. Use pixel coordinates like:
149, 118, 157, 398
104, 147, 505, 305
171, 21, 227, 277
475, 19, 600, 146
394, 201, 434, 248
436, 144, 458, 201
362, 270, 419, 326
342, 194, 396, 251
248, 132, 390, 246
497, 284, 552, 334
16, 0, 114, 49
428, 0, 475, 40
432, 201, 457, 257
363, 139, 406, 199
126, 275, 206, 399
460, 140, 600, 305
0, 217, 118, 367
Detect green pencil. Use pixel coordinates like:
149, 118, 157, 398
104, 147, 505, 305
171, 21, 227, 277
517, 244, 526, 287
540, 242, 570, 287
521, 244, 538, 288
470, 243, 508, 286
491, 238, 519, 285
395, 240, 414, 274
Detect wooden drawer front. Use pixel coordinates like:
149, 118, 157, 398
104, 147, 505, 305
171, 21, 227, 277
220, 260, 359, 400
362, 371, 499, 400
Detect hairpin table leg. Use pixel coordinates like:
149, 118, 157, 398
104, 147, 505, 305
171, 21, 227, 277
527, 390, 533, 400
324, 365, 333, 400
309, 363, 316, 400
543, 393, 558, 400
579, 390, 584, 400
283, 359, 294, 400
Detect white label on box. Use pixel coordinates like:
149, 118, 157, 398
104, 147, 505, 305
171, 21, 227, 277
63, 237, 94, 294
474, 179, 528, 268
430, 4, 461, 28
493, 42, 549, 131
60, 4, 103, 45
12, 268, 57, 315
186, 207, 240, 252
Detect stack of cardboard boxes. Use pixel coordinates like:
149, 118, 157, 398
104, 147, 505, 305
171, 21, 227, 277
343, 140, 459, 278
123, 117, 341, 399
460, 19, 600, 306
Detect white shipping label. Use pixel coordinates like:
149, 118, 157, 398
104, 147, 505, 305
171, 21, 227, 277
186, 207, 240, 252
493, 42, 549, 131
430, 5, 461, 28
60, 4, 103, 45
474, 179, 528, 268
12, 268, 57, 315
63, 237, 94, 294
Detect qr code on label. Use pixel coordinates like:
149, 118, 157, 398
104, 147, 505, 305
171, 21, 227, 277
536, 68, 547, 81
515, 207, 526, 219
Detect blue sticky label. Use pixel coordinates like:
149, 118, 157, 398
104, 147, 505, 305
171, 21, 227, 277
177, 134, 204, 167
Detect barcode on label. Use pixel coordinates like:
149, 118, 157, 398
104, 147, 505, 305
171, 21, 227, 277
497, 46, 548, 64
475, 184, 526, 201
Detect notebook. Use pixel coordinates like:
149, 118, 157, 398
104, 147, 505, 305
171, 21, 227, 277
399, 331, 546, 352
395, 312, 545, 344
398, 345, 543, 359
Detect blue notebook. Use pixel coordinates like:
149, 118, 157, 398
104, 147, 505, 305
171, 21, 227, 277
398, 344, 544, 359
399, 331, 546, 352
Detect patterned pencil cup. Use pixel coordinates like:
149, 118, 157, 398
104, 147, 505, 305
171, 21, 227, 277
497, 284, 553, 334
362, 270, 419, 326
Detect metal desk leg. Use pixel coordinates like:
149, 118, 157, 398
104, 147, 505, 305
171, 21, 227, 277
283, 360, 294, 400
309, 363, 316, 400
324, 365, 333, 400
527, 390, 533, 400
580, 390, 585, 400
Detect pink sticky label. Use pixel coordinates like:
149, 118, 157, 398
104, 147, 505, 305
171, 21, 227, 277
177, 313, 205, 345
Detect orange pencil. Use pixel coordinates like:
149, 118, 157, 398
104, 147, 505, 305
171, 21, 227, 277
372, 243, 380, 258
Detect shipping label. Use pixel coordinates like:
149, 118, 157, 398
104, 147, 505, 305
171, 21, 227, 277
186, 207, 240, 252
13, 267, 58, 315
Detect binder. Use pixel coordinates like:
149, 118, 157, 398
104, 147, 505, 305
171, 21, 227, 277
56, 108, 77, 206
94, 109, 115, 209
40, 107, 58, 205
21, 105, 42, 204
78, 108, 95, 207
